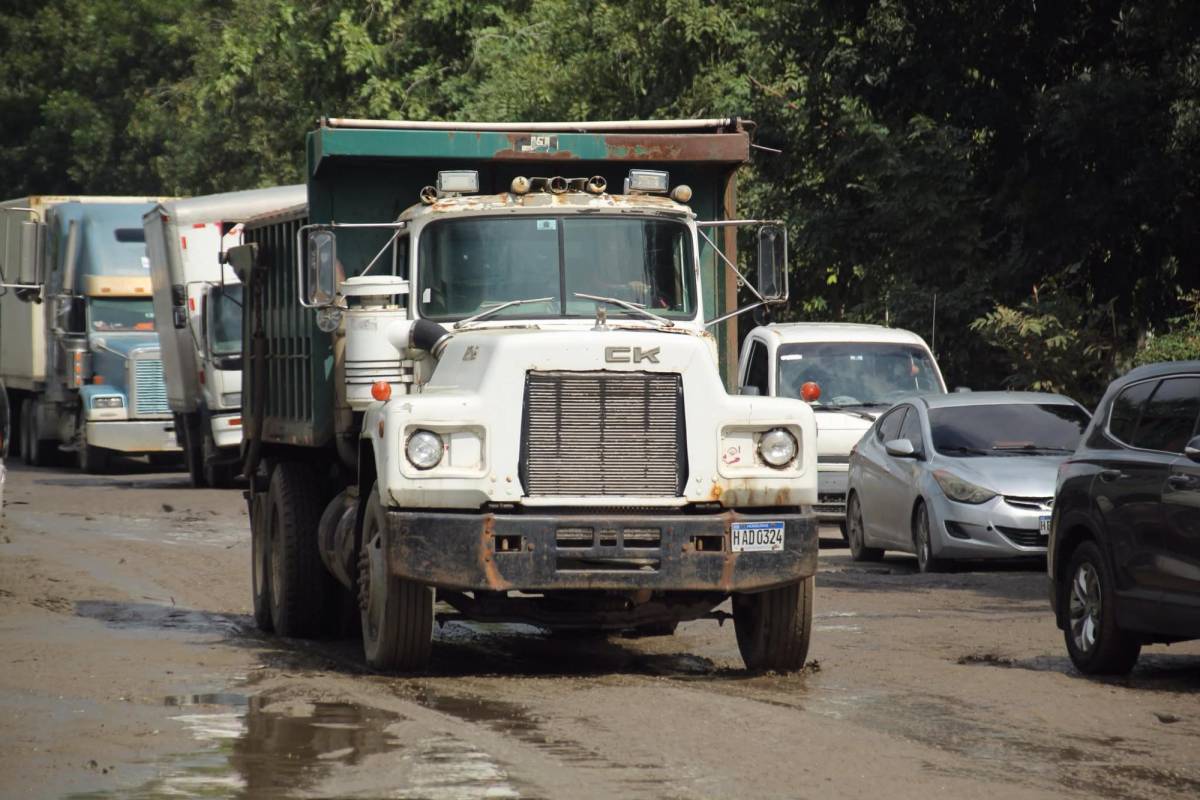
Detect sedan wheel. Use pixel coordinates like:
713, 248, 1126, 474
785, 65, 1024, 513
847, 493, 884, 562
1062, 541, 1140, 674
913, 503, 944, 573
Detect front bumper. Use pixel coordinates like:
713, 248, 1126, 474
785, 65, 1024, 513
380, 508, 818, 593
930, 494, 1051, 560
210, 412, 244, 451
86, 420, 180, 453
814, 466, 848, 521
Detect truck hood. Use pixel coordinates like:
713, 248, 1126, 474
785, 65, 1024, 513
90, 333, 160, 393
929, 454, 1066, 499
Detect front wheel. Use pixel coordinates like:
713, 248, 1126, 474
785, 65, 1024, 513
201, 428, 236, 488
359, 484, 433, 671
76, 413, 110, 474
1063, 541, 1141, 675
733, 576, 814, 672
913, 502, 945, 573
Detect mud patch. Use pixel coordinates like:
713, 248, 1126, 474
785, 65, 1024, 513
76, 600, 247, 636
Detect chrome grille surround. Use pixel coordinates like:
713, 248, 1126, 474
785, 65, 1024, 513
129, 353, 170, 418
520, 370, 685, 497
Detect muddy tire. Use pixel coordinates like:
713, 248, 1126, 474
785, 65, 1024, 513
847, 493, 884, 562
913, 502, 945, 573
359, 484, 432, 671
266, 461, 335, 637
1062, 541, 1141, 675
733, 576, 814, 672
250, 492, 273, 632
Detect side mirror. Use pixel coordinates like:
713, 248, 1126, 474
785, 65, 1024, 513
224, 243, 258, 282
305, 229, 336, 308
755, 224, 788, 303
738, 385, 761, 396
885, 438, 917, 458
1186, 435, 1200, 463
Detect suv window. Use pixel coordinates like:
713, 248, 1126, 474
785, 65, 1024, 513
876, 406, 907, 443
1108, 380, 1156, 444
744, 340, 769, 395
1130, 376, 1200, 453
898, 405, 924, 453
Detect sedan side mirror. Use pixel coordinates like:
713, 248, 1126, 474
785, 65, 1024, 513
1186, 435, 1200, 463
885, 438, 918, 458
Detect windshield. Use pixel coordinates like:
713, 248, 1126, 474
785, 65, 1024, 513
777, 342, 942, 407
90, 298, 154, 332
209, 284, 243, 355
417, 216, 695, 321
930, 403, 1090, 456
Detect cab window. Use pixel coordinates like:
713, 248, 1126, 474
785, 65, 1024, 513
744, 340, 769, 395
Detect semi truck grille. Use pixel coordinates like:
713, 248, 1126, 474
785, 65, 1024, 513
131, 358, 170, 417
520, 370, 685, 497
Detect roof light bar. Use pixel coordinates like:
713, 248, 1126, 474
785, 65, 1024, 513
625, 169, 670, 194
437, 170, 479, 194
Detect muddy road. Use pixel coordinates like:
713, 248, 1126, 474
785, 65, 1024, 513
1, 461, 1198, 799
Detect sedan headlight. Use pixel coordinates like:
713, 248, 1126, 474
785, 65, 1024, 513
92, 396, 124, 408
932, 469, 996, 504
759, 428, 798, 468
405, 430, 443, 470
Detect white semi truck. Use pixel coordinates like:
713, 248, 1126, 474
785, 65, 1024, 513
0, 196, 180, 472
230, 118, 822, 672
144, 186, 306, 487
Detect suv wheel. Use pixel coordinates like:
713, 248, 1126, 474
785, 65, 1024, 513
1063, 541, 1141, 675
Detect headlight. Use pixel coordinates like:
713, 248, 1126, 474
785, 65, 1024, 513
758, 428, 797, 467
405, 430, 443, 470
222, 392, 241, 407
932, 469, 996, 504
92, 396, 124, 408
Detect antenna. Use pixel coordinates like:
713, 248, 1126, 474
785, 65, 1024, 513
931, 292, 938, 358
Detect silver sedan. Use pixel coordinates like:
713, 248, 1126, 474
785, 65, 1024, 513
845, 392, 1091, 571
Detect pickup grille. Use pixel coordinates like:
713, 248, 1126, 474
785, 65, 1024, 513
131, 358, 170, 417
521, 370, 685, 497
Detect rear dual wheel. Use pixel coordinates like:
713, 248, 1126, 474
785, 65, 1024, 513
733, 576, 814, 672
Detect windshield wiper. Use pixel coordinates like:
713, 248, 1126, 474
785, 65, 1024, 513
454, 296, 556, 329
813, 406, 876, 422
938, 445, 991, 456
573, 292, 675, 328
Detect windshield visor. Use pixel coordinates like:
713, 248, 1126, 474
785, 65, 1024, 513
777, 342, 942, 406
90, 298, 155, 332
930, 403, 1090, 455
209, 284, 243, 356
417, 216, 696, 321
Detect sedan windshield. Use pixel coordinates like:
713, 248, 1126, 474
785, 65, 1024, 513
90, 298, 154, 332
417, 216, 695, 321
777, 342, 942, 407
931, 403, 1090, 456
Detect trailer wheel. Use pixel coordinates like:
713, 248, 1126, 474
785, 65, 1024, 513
358, 484, 433, 671
249, 491, 273, 632
733, 576, 814, 673
266, 461, 334, 637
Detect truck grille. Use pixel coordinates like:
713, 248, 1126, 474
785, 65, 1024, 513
131, 358, 170, 417
520, 370, 685, 497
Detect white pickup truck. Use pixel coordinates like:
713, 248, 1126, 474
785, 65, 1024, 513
737, 323, 947, 536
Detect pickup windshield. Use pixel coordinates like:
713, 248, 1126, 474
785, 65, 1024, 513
930, 403, 1090, 456
417, 216, 695, 321
89, 298, 155, 332
777, 342, 942, 406
208, 284, 243, 356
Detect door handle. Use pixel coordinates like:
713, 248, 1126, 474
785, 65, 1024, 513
1098, 469, 1126, 482
1167, 474, 1198, 490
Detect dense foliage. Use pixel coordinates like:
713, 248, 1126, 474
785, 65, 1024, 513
3, 0, 1198, 403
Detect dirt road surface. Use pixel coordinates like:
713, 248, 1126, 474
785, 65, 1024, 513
1, 460, 1198, 799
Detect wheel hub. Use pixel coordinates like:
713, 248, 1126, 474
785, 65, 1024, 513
1069, 562, 1101, 653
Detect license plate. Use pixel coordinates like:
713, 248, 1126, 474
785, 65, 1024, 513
731, 521, 785, 552
1038, 515, 1051, 537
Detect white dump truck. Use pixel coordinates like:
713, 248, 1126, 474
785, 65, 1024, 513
737, 322, 946, 536
144, 186, 306, 487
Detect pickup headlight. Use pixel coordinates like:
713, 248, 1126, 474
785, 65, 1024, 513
406, 430, 443, 470
932, 469, 996, 504
759, 428, 798, 468
92, 396, 124, 408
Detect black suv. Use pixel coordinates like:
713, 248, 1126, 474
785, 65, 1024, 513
1049, 361, 1200, 674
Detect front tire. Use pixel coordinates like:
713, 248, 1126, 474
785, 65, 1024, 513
1063, 541, 1141, 675
76, 412, 110, 474
266, 461, 335, 637
847, 493, 884, 562
182, 420, 206, 487
733, 576, 814, 672
201, 427, 236, 488
359, 484, 433, 671
913, 502, 945, 573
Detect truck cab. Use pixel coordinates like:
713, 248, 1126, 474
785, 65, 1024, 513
236, 119, 822, 673
737, 323, 946, 534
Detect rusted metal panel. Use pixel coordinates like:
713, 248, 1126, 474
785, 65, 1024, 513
382, 509, 818, 593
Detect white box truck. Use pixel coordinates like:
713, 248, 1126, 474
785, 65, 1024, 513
143, 186, 306, 487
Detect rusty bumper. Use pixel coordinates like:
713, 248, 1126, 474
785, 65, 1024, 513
381, 509, 818, 593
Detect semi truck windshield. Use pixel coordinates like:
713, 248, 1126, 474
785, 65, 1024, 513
417, 216, 695, 321
777, 342, 941, 407
90, 298, 155, 332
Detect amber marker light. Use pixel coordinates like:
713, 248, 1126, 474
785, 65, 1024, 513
371, 380, 392, 402
801, 381, 822, 402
